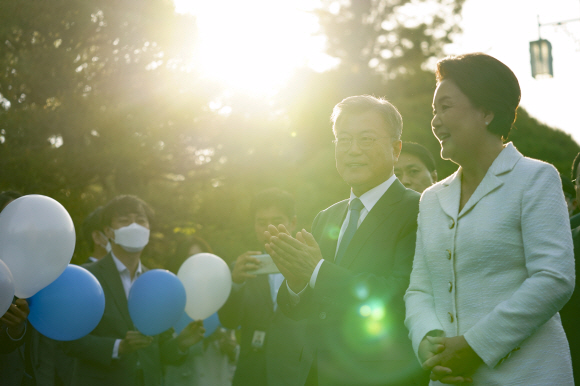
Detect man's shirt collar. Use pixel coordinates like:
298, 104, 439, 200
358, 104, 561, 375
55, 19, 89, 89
349, 174, 397, 212
111, 252, 143, 277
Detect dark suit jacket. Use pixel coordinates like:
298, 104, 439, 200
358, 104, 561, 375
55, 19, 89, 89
62, 254, 184, 386
571, 213, 580, 229
219, 274, 311, 386
0, 322, 30, 386
278, 179, 427, 386
561, 225, 580, 384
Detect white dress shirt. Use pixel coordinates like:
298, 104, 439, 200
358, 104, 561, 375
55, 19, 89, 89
288, 174, 397, 301
111, 253, 143, 358
268, 273, 285, 311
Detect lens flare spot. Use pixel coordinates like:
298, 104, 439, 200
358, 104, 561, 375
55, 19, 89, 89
371, 306, 385, 320
354, 284, 369, 300
359, 305, 371, 317
366, 320, 384, 335
327, 226, 340, 240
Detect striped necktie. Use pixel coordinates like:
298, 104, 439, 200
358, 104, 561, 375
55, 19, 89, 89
334, 198, 364, 265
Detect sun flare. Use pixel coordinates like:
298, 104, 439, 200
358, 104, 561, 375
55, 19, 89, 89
174, 0, 337, 95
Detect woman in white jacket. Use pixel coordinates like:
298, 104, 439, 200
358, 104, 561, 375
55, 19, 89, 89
404, 53, 575, 385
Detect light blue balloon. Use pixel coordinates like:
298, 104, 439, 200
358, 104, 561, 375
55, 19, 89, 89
28, 265, 105, 341
128, 269, 186, 336
173, 311, 220, 337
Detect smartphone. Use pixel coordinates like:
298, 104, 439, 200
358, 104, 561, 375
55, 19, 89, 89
248, 254, 280, 275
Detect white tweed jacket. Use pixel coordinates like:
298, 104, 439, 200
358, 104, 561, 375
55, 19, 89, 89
404, 143, 575, 385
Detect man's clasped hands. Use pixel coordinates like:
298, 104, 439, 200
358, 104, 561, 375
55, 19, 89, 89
263, 223, 484, 384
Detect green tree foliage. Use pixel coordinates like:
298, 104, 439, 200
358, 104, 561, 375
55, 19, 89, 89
315, 0, 464, 77
0, 0, 225, 265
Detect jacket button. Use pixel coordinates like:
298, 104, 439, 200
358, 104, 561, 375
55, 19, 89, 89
446, 249, 452, 260
448, 282, 453, 292
449, 219, 455, 229
448, 312, 454, 323
319, 312, 326, 320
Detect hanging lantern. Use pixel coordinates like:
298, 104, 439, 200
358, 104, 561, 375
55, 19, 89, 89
529, 39, 553, 78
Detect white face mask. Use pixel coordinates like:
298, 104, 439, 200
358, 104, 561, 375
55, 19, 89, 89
112, 223, 150, 253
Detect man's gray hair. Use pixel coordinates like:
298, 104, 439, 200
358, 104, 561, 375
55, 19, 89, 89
330, 95, 403, 140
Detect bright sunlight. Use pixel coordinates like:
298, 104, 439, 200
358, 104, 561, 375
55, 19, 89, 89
173, 0, 338, 96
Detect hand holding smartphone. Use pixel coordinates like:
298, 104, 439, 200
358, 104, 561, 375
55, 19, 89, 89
247, 254, 280, 275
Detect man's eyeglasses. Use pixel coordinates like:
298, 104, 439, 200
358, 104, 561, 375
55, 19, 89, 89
332, 136, 389, 152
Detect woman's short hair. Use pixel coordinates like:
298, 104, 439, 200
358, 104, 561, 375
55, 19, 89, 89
435, 53, 521, 140
331, 95, 403, 140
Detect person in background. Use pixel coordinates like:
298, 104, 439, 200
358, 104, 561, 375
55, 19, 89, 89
560, 155, 580, 384
405, 53, 574, 385
0, 190, 22, 211
165, 235, 238, 386
165, 235, 213, 275
0, 190, 33, 386
395, 142, 438, 193
0, 298, 30, 385
571, 152, 580, 227
218, 188, 311, 386
63, 195, 205, 386
561, 175, 577, 217
81, 206, 111, 264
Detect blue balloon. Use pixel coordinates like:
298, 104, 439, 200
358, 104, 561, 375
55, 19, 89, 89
128, 269, 186, 336
203, 312, 220, 337
28, 265, 105, 341
173, 311, 193, 335
173, 311, 220, 337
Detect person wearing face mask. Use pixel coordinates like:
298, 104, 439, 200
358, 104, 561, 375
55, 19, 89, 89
81, 206, 111, 264
63, 195, 205, 386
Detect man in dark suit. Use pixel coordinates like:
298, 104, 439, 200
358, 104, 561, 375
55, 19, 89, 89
63, 195, 204, 386
266, 96, 427, 386
219, 188, 311, 386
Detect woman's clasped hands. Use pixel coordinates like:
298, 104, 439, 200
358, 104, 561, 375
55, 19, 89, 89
419, 335, 483, 384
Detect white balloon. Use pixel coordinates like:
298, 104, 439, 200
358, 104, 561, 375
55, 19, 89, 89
0, 195, 76, 298
177, 253, 232, 320
0, 259, 15, 316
